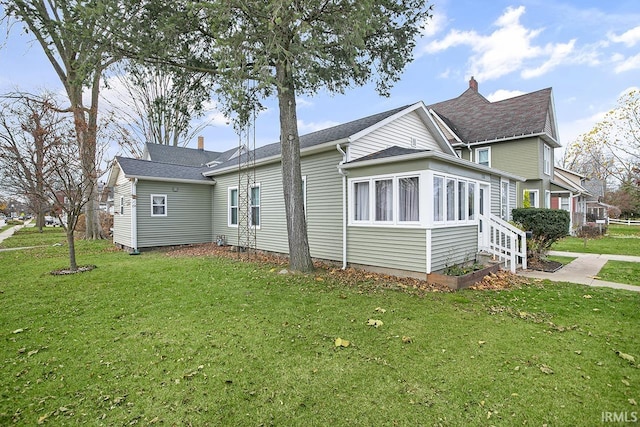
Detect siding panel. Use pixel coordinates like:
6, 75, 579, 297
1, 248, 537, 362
136, 181, 213, 248
430, 226, 478, 272
112, 171, 132, 248
347, 227, 427, 273
212, 150, 344, 262
349, 111, 442, 161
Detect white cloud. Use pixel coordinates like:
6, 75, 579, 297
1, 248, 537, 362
297, 119, 340, 134
522, 39, 576, 79
559, 110, 608, 145
295, 97, 314, 108
608, 25, 640, 47
613, 52, 640, 73
486, 89, 525, 102
422, 6, 577, 81
421, 8, 447, 37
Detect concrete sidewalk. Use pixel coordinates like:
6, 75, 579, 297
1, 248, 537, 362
0, 223, 25, 244
519, 251, 640, 292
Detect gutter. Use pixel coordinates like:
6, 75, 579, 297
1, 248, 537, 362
130, 178, 139, 254
336, 143, 349, 270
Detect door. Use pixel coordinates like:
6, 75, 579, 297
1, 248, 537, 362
478, 183, 491, 248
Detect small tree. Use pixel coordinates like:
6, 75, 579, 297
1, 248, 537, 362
512, 208, 570, 262
523, 189, 531, 208
46, 132, 93, 272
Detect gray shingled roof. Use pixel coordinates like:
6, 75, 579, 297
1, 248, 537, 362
116, 156, 213, 183
347, 146, 428, 163
144, 143, 223, 167
429, 87, 556, 145
208, 105, 411, 172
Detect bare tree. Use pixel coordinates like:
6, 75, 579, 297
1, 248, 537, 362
0, 92, 62, 231
1, 0, 126, 239
105, 61, 214, 157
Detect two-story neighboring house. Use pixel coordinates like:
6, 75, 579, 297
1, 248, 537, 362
429, 77, 561, 217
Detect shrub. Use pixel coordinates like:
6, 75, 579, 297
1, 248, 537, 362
577, 224, 607, 238
512, 208, 570, 261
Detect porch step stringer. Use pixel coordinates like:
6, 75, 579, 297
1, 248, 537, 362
478, 214, 527, 273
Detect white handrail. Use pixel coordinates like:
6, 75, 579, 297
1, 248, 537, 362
478, 214, 527, 273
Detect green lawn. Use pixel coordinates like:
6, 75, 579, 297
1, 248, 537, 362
598, 260, 640, 286
552, 224, 640, 256
1, 229, 639, 425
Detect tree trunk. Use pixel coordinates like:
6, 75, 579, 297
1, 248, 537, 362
67, 228, 77, 271
276, 62, 314, 272
70, 85, 102, 240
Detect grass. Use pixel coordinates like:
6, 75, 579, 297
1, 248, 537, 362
0, 226, 67, 249
545, 255, 576, 265
552, 224, 640, 256
598, 261, 640, 286
1, 228, 639, 425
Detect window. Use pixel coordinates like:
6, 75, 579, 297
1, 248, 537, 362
119, 196, 124, 215
433, 174, 478, 224
468, 182, 476, 220
433, 176, 443, 222
151, 194, 167, 216
500, 181, 509, 220
250, 185, 260, 227
399, 177, 419, 222
543, 144, 551, 175
526, 189, 539, 208
354, 181, 370, 221
351, 174, 420, 225
560, 196, 570, 211
375, 179, 393, 222
458, 181, 467, 221
476, 147, 490, 167
228, 187, 238, 226
446, 179, 456, 221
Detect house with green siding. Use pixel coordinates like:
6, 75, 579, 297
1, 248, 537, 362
111, 85, 576, 277
430, 77, 561, 211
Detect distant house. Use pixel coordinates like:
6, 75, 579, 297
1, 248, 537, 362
550, 167, 591, 230
108, 100, 529, 277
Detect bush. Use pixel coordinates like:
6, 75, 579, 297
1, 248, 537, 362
512, 208, 570, 261
577, 224, 607, 238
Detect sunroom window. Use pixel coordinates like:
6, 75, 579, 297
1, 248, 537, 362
399, 177, 419, 222
351, 174, 420, 225
433, 174, 479, 224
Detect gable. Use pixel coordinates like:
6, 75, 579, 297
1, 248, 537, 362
348, 107, 451, 162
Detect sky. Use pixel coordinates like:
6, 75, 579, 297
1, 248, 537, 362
1, 0, 639, 161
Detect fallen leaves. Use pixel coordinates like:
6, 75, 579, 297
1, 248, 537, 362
334, 338, 350, 347
615, 350, 636, 365
366, 319, 383, 328
539, 364, 554, 375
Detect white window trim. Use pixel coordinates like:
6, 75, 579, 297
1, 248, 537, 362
500, 179, 510, 221
543, 144, 551, 175
250, 183, 261, 229
302, 175, 307, 217
150, 194, 167, 217
119, 196, 124, 215
545, 190, 551, 209
525, 189, 540, 208
228, 186, 238, 228
349, 172, 422, 227
475, 146, 491, 167
431, 172, 481, 227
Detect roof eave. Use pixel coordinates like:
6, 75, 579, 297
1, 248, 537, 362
204, 137, 349, 176
339, 150, 525, 182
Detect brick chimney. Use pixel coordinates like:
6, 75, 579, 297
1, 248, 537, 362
469, 76, 478, 92
197, 136, 204, 150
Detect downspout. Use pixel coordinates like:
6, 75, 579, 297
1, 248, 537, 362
336, 144, 348, 269
130, 178, 139, 255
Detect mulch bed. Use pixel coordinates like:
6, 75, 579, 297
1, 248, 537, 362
164, 243, 529, 292
527, 259, 564, 273
50, 265, 97, 275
